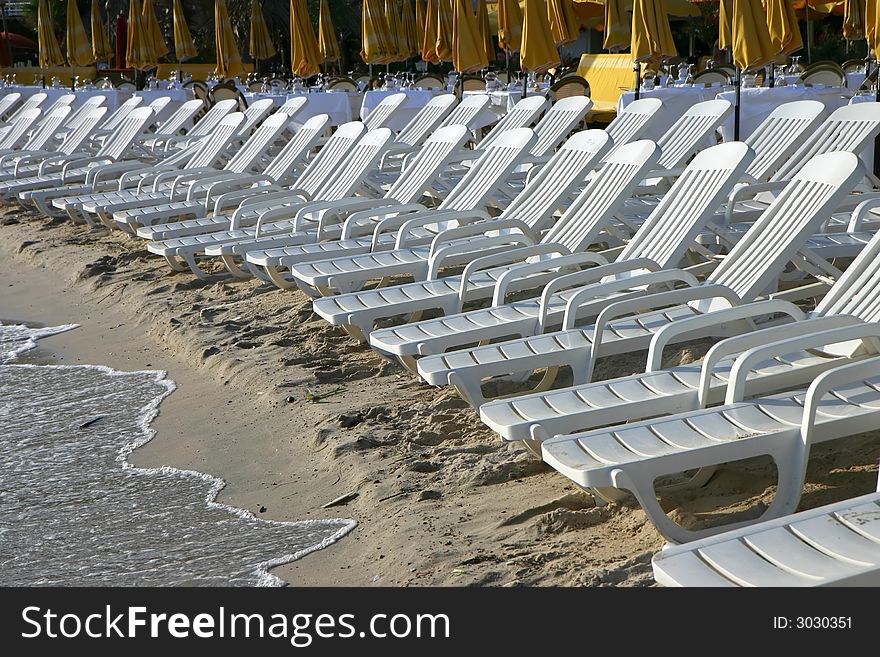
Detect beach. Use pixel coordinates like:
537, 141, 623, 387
2, 201, 878, 587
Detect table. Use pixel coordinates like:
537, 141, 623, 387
243, 91, 353, 127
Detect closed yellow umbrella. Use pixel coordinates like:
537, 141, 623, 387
172, 0, 198, 62
215, 0, 244, 78
421, 0, 440, 62
453, 0, 488, 72
548, 0, 578, 46
766, 0, 803, 55
497, 0, 523, 52
318, 0, 341, 62
362, 0, 392, 65
386, 0, 403, 62
91, 0, 112, 62
521, 0, 559, 72
142, 0, 169, 60
126, 0, 156, 70
291, 0, 321, 76
37, 0, 63, 69
719, 0, 732, 50
843, 0, 865, 41
401, 0, 420, 59
250, 0, 276, 61
436, 0, 455, 61
731, 0, 775, 70
867, 0, 879, 57
602, 0, 631, 50
66, 0, 93, 66
631, 0, 676, 63
476, 0, 495, 63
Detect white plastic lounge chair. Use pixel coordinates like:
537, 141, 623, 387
652, 471, 880, 586
0, 106, 71, 159
480, 152, 870, 446
363, 93, 408, 130
0, 92, 22, 119
274, 96, 309, 120
472, 96, 547, 152
0, 107, 154, 205
88, 96, 144, 136
136, 121, 367, 243
440, 94, 491, 132
145, 128, 396, 277
224, 128, 539, 283
377, 94, 458, 167
0, 107, 108, 182
603, 98, 664, 156
4, 92, 47, 123
233, 98, 276, 139
367, 141, 754, 378
0, 108, 46, 150
136, 99, 205, 152
156, 98, 238, 150
292, 129, 618, 300
306, 138, 659, 341
57, 112, 281, 227
110, 114, 331, 232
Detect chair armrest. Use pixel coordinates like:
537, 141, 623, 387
211, 184, 279, 215
339, 202, 422, 239
394, 210, 491, 248
846, 194, 880, 232
427, 218, 535, 258
492, 251, 610, 310
427, 235, 534, 280
723, 180, 787, 223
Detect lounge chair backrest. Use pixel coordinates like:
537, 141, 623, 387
816, 215, 880, 325
236, 98, 275, 136
745, 100, 826, 181
363, 93, 407, 131
147, 96, 172, 120
655, 99, 732, 170
223, 112, 288, 174
316, 128, 395, 201
40, 94, 76, 115
705, 151, 863, 311
0, 92, 22, 119
99, 97, 145, 132
385, 124, 471, 203
395, 94, 457, 147
274, 96, 308, 120
96, 107, 155, 160
477, 96, 548, 151
604, 97, 663, 154
8, 93, 46, 122
262, 114, 329, 184
186, 99, 238, 137
617, 141, 754, 272
441, 94, 490, 129
500, 129, 613, 231
540, 139, 661, 253
61, 95, 106, 129
21, 106, 71, 150
771, 103, 880, 182
438, 127, 538, 212
292, 121, 367, 196
184, 112, 246, 168
58, 106, 108, 155
0, 108, 41, 149
154, 99, 204, 136
530, 96, 593, 157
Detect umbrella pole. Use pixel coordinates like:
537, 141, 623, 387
734, 65, 741, 141
806, 16, 812, 65
634, 63, 640, 101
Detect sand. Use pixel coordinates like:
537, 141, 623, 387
2, 202, 878, 587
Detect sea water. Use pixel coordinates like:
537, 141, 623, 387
0, 324, 355, 586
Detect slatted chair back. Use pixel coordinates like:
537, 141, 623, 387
291, 121, 367, 197
363, 93, 407, 131
262, 114, 330, 185
530, 96, 593, 157
395, 94, 457, 147
477, 96, 547, 151
655, 99, 732, 170
385, 124, 471, 203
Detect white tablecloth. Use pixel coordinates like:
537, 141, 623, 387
461, 88, 545, 129
243, 91, 353, 126
5, 86, 125, 112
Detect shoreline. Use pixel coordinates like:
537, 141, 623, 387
2, 203, 877, 586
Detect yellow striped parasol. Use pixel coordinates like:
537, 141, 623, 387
867, 0, 879, 58
91, 0, 112, 62
843, 0, 865, 41
476, 0, 495, 63
414, 0, 426, 54
401, 0, 421, 59
435, 0, 455, 62
631, 0, 677, 63
250, 0, 277, 60
453, 0, 488, 72
602, 0, 631, 50
215, 0, 245, 78
66, 0, 94, 66
142, 0, 169, 61
172, 0, 198, 62
766, 0, 803, 55
362, 0, 391, 64
385, 0, 404, 62
290, 0, 321, 76
37, 0, 63, 68
731, 0, 775, 70
318, 0, 341, 63
421, 0, 440, 62
548, 0, 579, 46
719, 0, 732, 50
521, 0, 559, 72
497, 0, 523, 52
126, 0, 157, 70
